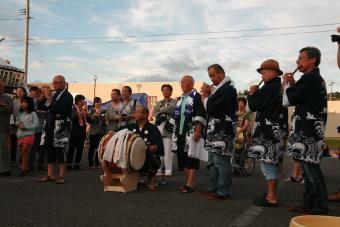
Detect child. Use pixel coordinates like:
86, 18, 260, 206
16, 96, 39, 177
247, 59, 284, 207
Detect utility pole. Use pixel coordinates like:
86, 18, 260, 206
329, 81, 335, 101
93, 75, 98, 100
22, 0, 30, 84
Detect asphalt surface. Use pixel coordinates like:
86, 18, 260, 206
1, 151, 340, 227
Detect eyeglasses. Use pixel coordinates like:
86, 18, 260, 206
297, 57, 309, 62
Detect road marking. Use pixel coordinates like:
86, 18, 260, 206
228, 179, 287, 227
228, 205, 263, 227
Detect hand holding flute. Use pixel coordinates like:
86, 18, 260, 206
282, 67, 299, 86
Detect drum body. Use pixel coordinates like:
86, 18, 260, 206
99, 130, 146, 172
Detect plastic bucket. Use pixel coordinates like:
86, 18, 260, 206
290, 215, 340, 227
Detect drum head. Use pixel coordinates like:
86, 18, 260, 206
129, 136, 146, 171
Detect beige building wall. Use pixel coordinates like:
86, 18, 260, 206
67, 81, 204, 102
324, 101, 340, 138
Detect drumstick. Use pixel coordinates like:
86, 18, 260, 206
257, 66, 300, 87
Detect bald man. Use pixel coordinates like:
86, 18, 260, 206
0, 80, 13, 177
171, 75, 206, 193
38, 75, 73, 184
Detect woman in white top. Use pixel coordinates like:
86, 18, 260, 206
152, 84, 177, 176
120, 86, 140, 129
106, 89, 123, 132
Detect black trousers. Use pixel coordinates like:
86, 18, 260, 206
10, 134, 17, 163
301, 161, 328, 214
140, 151, 161, 176
67, 134, 86, 166
88, 134, 102, 167
176, 134, 200, 170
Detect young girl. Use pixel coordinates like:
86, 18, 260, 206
16, 96, 39, 177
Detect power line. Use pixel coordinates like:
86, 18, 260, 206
24, 29, 334, 46
3, 22, 340, 43
0, 18, 23, 21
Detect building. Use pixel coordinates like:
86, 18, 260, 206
0, 57, 25, 93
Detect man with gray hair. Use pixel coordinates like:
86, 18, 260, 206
171, 75, 206, 193
128, 105, 164, 190
0, 79, 14, 177
200, 64, 237, 200
38, 75, 73, 184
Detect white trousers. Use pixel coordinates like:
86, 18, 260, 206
160, 137, 174, 175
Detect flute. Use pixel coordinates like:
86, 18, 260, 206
257, 67, 300, 87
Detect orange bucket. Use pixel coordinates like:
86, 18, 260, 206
290, 215, 340, 227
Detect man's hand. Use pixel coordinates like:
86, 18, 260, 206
18, 122, 25, 129
193, 124, 203, 142
249, 85, 259, 95
282, 73, 295, 86
148, 145, 158, 153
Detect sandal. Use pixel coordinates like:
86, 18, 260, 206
253, 197, 278, 207
55, 176, 65, 184
179, 185, 187, 190
283, 176, 297, 183
38, 176, 55, 183
181, 186, 195, 193
296, 176, 304, 184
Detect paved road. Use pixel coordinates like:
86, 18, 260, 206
1, 153, 340, 227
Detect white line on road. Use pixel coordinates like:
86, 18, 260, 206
227, 205, 264, 227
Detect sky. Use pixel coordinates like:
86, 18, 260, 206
0, 0, 340, 92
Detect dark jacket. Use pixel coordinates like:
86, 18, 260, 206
286, 68, 328, 164
128, 121, 164, 156
70, 106, 87, 137
173, 90, 206, 136
205, 80, 237, 156
45, 89, 73, 145
247, 77, 284, 164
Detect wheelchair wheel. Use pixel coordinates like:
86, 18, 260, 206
241, 149, 255, 176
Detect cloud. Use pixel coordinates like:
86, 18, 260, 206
160, 54, 205, 74
106, 26, 123, 37
124, 74, 179, 82
3, 0, 340, 92
29, 60, 44, 69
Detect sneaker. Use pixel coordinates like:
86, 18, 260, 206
164, 170, 172, 176
156, 169, 163, 176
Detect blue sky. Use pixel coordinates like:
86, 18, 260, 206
1, 0, 340, 91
